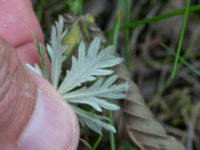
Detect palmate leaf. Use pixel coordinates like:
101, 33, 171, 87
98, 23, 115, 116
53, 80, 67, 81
58, 37, 123, 94
73, 106, 116, 134
63, 75, 128, 112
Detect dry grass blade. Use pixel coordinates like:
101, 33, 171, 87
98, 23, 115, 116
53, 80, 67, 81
115, 64, 185, 150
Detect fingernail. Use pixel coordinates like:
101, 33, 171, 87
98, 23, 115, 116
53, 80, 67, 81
18, 89, 79, 150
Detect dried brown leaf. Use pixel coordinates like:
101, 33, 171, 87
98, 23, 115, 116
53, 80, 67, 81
115, 64, 185, 150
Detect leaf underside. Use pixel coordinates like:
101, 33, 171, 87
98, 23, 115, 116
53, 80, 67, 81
28, 16, 128, 134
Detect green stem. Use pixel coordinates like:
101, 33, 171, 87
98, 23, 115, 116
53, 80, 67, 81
32, 34, 49, 80
171, 0, 190, 78
109, 112, 116, 150
109, 26, 119, 149
35, 0, 46, 21
92, 134, 103, 150
111, 11, 122, 47
150, 42, 199, 106
108, 5, 122, 150
121, 4, 199, 30
124, 0, 132, 70
64, 0, 83, 15
161, 43, 200, 77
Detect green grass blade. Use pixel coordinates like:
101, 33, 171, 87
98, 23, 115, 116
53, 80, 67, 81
110, 17, 120, 150
109, 2, 123, 149
150, 42, 200, 106
32, 34, 49, 80
124, 0, 132, 70
161, 43, 200, 77
64, 0, 83, 15
35, 0, 46, 21
122, 4, 200, 30
109, 112, 116, 150
92, 134, 103, 150
171, 0, 190, 78
111, 11, 122, 47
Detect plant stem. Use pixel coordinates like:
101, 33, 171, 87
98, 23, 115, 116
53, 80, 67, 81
150, 42, 198, 106
124, 0, 132, 70
111, 11, 122, 47
108, 3, 123, 150
109, 112, 116, 150
171, 0, 190, 78
35, 0, 46, 21
92, 134, 103, 150
121, 4, 199, 30
65, 0, 83, 15
162, 43, 200, 77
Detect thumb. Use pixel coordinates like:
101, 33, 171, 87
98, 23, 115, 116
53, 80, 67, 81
0, 38, 79, 149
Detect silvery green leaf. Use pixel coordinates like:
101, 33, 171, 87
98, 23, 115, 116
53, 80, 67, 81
29, 16, 128, 135
63, 75, 128, 111
74, 106, 116, 134
58, 37, 123, 94
26, 64, 44, 78
47, 16, 68, 89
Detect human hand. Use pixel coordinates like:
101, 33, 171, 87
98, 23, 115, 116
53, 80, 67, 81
0, 0, 79, 149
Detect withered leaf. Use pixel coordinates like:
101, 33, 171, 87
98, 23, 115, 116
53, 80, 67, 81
115, 64, 185, 150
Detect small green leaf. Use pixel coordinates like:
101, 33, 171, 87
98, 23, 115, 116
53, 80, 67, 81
47, 16, 68, 88
63, 75, 128, 111
58, 37, 123, 94
74, 106, 116, 134
29, 15, 128, 135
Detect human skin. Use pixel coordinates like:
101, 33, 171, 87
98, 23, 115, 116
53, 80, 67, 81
0, 0, 80, 149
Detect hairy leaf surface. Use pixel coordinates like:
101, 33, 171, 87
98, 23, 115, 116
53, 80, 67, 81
58, 37, 123, 94
63, 75, 128, 111
74, 106, 116, 134
47, 16, 68, 88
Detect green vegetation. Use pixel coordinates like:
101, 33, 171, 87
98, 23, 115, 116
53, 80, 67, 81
33, 0, 200, 149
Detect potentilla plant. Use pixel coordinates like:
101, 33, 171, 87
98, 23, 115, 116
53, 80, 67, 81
27, 16, 128, 134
